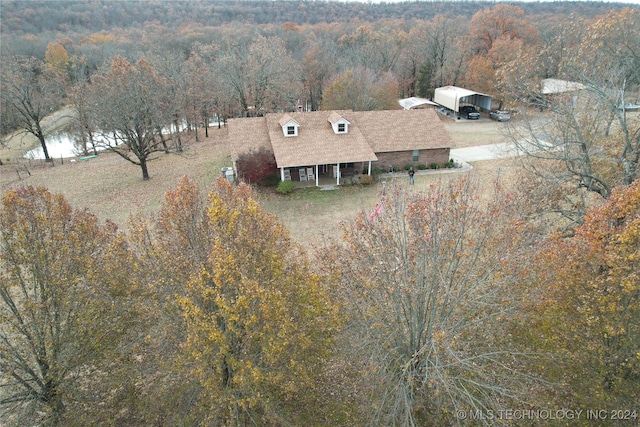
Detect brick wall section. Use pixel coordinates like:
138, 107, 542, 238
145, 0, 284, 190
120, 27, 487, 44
373, 148, 450, 169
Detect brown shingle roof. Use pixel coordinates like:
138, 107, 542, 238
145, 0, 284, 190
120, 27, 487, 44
229, 109, 454, 167
267, 110, 377, 168
352, 109, 455, 152
228, 117, 272, 162
327, 111, 349, 124
278, 114, 298, 127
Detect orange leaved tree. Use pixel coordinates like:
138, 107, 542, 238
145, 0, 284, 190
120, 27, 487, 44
519, 180, 640, 411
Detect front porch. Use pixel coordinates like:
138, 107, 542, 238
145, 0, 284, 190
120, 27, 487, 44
293, 171, 370, 188
280, 162, 372, 187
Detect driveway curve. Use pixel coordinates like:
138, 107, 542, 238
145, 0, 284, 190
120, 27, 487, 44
450, 142, 519, 163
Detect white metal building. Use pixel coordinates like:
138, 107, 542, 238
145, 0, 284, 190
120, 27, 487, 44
398, 97, 439, 110
433, 86, 493, 112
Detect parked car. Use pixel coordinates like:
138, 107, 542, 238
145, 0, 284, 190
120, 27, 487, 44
459, 105, 480, 120
489, 110, 511, 122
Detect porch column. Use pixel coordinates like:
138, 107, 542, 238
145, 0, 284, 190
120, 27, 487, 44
336, 162, 340, 185
315, 164, 319, 187
280, 167, 285, 182
367, 160, 372, 175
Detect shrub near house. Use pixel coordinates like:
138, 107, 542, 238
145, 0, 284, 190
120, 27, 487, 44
235, 146, 278, 184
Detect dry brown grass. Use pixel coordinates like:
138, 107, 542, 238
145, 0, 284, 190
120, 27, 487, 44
1, 112, 515, 244
443, 116, 511, 148
1, 128, 232, 226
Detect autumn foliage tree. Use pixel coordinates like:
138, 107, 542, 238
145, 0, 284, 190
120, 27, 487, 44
463, 5, 538, 94
0, 187, 137, 426
321, 67, 399, 111
148, 177, 338, 425
43, 42, 71, 80
320, 179, 534, 426
517, 180, 640, 412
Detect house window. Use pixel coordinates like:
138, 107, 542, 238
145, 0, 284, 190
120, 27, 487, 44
337, 123, 346, 133
287, 126, 296, 136
412, 150, 420, 162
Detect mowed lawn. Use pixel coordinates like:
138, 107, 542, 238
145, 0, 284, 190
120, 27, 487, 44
0, 114, 515, 245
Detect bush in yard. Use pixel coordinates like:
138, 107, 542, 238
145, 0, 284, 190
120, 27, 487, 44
276, 180, 296, 194
360, 175, 374, 185
372, 167, 386, 180
235, 147, 278, 184
430, 162, 439, 169
417, 163, 427, 170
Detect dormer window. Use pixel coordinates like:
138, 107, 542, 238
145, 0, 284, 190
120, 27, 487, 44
328, 111, 350, 134
279, 114, 299, 137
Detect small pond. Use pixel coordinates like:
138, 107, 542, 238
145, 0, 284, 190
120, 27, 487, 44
24, 133, 87, 160
24, 119, 221, 160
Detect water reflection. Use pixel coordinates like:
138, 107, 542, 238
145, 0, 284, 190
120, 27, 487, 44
24, 133, 83, 159
25, 132, 120, 160
24, 118, 223, 160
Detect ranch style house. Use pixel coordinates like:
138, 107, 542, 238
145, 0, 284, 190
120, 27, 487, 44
228, 108, 455, 186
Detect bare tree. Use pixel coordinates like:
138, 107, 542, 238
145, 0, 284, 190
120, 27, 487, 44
246, 36, 304, 114
320, 178, 535, 426
0, 56, 62, 161
502, 8, 640, 222
88, 56, 169, 180
406, 15, 465, 97
181, 53, 213, 142
214, 36, 303, 117
337, 24, 407, 76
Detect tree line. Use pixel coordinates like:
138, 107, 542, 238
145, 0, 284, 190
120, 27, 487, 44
1, 176, 638, 426
1, 0, 629, 36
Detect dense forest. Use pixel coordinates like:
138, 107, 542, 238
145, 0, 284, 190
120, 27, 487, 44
1, 0, 632, 34
1, 1, 640, 426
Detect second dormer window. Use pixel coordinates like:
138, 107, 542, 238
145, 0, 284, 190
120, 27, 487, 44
328, 112, 350, 134
287, 125, 296, 136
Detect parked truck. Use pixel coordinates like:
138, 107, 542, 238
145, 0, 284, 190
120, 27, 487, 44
434, 86, 492, 120
459, 105, 480, 119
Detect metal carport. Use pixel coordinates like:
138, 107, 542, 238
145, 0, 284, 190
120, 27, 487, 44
434, 86, 493, 112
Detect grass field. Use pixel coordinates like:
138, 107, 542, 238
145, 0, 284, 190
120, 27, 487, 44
0, 111, 515, 244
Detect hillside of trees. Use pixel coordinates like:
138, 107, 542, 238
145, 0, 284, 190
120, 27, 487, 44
1, 0, 631, 35
1, 1, 639, 425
